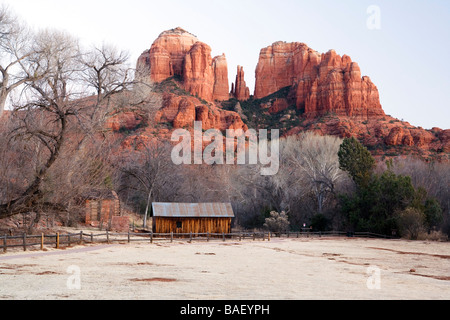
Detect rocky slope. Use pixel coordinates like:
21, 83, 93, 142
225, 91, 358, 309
155, 92, 247, 132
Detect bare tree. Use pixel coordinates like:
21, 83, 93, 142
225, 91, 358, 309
0, 6, 164, 228
76, 44, 133, 127
0, 30, 83, 219
0, 6, 46, 114
280, 132, 345, 214
81, 44, 131, 101
0, 29, 134, 219
118, 139, 180, 229
74, 43, 161, 145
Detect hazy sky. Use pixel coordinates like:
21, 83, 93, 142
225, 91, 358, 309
3, 0, 450, 129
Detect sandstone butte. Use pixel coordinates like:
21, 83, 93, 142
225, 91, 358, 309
137, 27, 231, 102
254, 41, 384, 119
134, 27, 250, 137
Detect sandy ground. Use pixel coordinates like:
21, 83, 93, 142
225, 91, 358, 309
0, 237, 449, 300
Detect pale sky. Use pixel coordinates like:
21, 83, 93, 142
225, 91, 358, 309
2, 0, 450, 129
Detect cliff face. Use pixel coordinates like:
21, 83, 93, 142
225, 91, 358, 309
212, 54, 230, 101
136, 28, 197, 82
137, 27, 230, 102
254, 42, 384, 119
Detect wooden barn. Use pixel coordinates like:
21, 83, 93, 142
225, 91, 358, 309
151, 203, 234, 234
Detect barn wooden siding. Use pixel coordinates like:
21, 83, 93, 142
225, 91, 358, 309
153, 217, 232, 234
152, 203, 235, 234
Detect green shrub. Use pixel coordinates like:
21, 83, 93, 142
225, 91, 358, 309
397, 207, 425, 240
264, 211, 290, 235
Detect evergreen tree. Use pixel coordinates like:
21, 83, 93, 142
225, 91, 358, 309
338, 137, 375, 187
340, 170, 416, 234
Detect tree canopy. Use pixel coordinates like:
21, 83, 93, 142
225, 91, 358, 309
338, 137, 375, 187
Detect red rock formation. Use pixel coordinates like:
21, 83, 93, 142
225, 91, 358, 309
254, 42, 385, 119
283, 112, 449, 161
268, 99, 289, 114
155, 93, 247, 132
137, 28, 229, 102
133, 30, 448, 161
212, 54, 231, 101
183, 42, 215, 101
138, 28, 198, 81
106, 112, 143, 132
385, 126, 414, 146
231, 66, 250, 101
439, 130, 450, 152
255, 42, 306, 99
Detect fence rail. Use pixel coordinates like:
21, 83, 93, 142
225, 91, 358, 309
1, 230, 395, 253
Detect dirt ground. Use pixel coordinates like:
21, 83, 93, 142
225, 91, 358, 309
0, 237, 449, 300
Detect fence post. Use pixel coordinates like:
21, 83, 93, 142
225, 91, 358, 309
127, 230, 130, 243
189, 232, 192, 243
41, 233, 44, 251
56, 232, 60, 249
207, 232, 210, 242
253, 232, 255, 241
22, 233, 26, 251
150, 232, 153, 244
268, 232, 271, 241
222, 232, 225, 242
171, 232, 173, 243
68, 233, 71, 247
239, 232, 241, 241
106, 230, 109, 244
3, 234, 6, 253
90, 232, 93, 243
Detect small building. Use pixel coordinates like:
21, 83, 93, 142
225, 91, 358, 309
84, 190, 129, 232
151, 203, 234, 234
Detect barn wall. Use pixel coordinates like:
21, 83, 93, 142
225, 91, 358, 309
85, 200, 98, 224
85, 198, 121, 227
153, 217, 232, 234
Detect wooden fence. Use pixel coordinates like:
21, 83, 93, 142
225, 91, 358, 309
1, 230, 395, 253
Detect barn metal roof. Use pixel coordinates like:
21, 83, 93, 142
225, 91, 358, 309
152, 203, 234, 218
